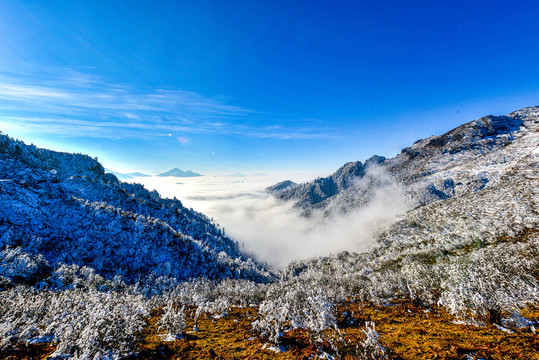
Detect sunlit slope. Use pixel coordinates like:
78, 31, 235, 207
283, 106, 539, 323
274, 106, 539, 216
0, 134, 272, 284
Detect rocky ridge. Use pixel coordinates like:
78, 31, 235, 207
274, 106, 539, 217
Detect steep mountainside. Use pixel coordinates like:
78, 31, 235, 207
0, 134, 272, 285
282, 130, 539, 318
281, 106, 539, 325
274, 106, 539, 216
274, 156, 385, 213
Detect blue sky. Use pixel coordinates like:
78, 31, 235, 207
0, 0, 538, 174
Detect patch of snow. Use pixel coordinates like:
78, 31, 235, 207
494, 324, 513, 333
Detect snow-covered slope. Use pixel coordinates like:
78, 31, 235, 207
274, 106, 539, 216
274, 155, 386, 214
265, 180, 297, 194
0, 135, 272, 285
281, 106, 539, 321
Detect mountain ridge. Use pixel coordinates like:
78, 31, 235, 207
158, 168, 203, 177
126, 172, 151, 177
104, 169, 151, 179
0, 135, 272, 285
273, 106, 539, 216
279, 105, 539, 333
265, 180, 297, 193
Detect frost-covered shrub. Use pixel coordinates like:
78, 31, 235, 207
252, 283, 337, 345
205, 297, 230, 317
137, 275, 183, 298
49, 263, 110, 290
282, 223, 539, 327
193, 297, 231, 331
145, 278, 214, 309
0, 286, 149, 359
211, 279, 267, 307
438, 238, 539, 323
356, 322, 388, 360
0, 286, 50, 348
151, 278, 266, 312
157, 302, 186, 339
0, 247, 49, 285
400, 261, 443, 306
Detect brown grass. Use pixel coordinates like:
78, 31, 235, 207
0, 342, 56, 360
336, 299, 539, 360
2, 301, 538, 359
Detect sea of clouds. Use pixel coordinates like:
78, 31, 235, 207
132, 169, 410, 269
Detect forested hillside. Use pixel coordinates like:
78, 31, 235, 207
0, 133, 272, 285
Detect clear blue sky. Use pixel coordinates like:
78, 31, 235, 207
0, 0, 538, 174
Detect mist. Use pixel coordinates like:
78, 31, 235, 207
133, 168, 411, 269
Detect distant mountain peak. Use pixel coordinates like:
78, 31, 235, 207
105, 168, 133, 180
158, 168, 203, 177
104, 169, 151, 180
126, 172, 151, 178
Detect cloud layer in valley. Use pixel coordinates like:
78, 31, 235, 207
134, 168, 411, 268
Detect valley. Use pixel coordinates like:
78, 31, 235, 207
1, 106, 538, 359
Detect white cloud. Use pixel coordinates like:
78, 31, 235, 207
0, 84, 71, 99
134, 168, 411, 268
0, 70, 338, 141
